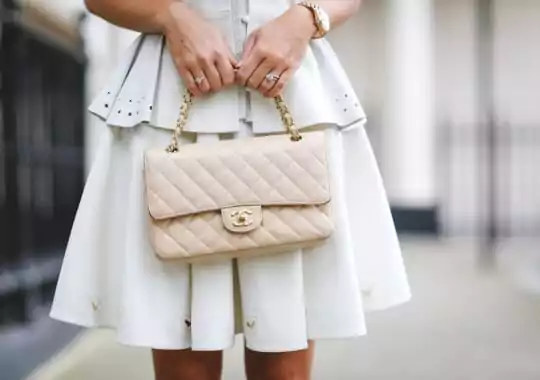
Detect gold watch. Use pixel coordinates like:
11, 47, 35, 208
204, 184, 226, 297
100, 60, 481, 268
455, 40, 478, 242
297, 1, 331, 39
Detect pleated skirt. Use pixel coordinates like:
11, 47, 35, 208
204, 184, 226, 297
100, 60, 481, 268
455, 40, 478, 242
50, 118, 411, 352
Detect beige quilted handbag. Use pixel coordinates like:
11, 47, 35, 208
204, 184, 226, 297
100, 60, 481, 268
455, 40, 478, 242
144, 90, 334, 262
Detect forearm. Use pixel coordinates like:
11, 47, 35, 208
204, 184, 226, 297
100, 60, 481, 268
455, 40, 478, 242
84, 0, 184, 34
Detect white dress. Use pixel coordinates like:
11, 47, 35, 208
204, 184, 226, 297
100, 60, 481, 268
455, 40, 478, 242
50, 0, 411, 353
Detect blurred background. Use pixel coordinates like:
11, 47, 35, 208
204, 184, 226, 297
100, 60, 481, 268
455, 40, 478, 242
1, 0, 539, 379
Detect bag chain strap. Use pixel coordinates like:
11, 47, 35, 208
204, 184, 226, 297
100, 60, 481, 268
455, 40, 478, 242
166, 90, 302, 153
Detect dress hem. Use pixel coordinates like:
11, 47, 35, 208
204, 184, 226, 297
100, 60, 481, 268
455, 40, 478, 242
49, 311, 371, 352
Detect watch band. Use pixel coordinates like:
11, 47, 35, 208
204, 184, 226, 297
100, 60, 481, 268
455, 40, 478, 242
297, 1, 329, 39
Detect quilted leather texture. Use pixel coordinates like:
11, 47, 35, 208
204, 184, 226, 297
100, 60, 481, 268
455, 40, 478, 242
144, 131, 333, 261
150, 205, 333, 260
145, 132, 330, 220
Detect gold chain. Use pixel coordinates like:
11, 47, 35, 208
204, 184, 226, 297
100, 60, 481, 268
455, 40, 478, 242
166, 90, 302, 153
166, 90, 194, 153
274, 95, 302, 142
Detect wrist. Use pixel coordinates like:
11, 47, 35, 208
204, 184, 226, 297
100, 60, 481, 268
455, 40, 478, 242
295, 2, 331, 39
155, 1, 189, 35
287, 5, 318, 40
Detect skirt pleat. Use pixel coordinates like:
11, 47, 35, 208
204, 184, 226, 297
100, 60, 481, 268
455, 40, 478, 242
51, 122, 411, 352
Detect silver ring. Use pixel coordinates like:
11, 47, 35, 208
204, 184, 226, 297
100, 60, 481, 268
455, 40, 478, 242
194, 76, 206, 85
265, 73, 281, 82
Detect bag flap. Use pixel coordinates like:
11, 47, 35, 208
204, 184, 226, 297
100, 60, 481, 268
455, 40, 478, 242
144, 131, 330, 221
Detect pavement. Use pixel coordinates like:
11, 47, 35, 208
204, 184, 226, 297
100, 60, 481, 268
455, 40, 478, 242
24, 238, 540, 380
0, 316, 79, 380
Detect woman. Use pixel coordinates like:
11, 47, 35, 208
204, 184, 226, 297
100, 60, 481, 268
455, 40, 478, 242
50, 0, 411, 379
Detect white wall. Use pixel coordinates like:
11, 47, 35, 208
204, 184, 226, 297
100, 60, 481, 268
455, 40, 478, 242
494, 0, 540, 126
434, 0, 478, 125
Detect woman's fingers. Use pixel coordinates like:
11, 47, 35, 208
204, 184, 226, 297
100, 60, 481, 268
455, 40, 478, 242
246, 58, 275, 90
188, 62, 212, 94
237, 27, 298, 95
265, 68, 293, 98
163, 7, 240, 96
236, 46, 263, 86
241, 32, 258, 63
168, 37, 235, 95
216, 55, 236, 87
259, 65, 287, 96
201, 61, 222, 93
236, 60, 261, 87
184, 49, 238, 95
176, 60, 203, 97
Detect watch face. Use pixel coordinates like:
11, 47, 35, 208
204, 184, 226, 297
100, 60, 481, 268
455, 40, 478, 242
320, 13, 330, 32
316, 9, 331, 33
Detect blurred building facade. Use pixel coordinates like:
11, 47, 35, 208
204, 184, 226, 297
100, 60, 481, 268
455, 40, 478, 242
334, 0, 540, 239
0, 0, 86, 327
0, 0, 86, 377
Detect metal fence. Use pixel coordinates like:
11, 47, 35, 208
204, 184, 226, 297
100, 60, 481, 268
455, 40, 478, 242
0, 1, 86, 326
438, 0, 539, 264
438, 119, 540, 254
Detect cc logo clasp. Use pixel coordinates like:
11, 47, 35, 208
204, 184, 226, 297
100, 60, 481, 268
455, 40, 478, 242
230, 209, 253, 227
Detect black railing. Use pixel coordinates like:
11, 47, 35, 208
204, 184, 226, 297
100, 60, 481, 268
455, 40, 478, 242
439, 120, 540, 243
0, 1, 86, 325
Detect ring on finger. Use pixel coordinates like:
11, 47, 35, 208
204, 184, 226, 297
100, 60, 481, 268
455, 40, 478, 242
194, 76, 206, 85
265, 73, 281, 82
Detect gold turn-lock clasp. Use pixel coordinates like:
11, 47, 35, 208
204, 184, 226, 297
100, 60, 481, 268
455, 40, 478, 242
231, 209, 254, 227
222, 205, 262, 233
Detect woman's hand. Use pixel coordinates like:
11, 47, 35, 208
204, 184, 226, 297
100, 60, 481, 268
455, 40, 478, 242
158, 3, 238, 97
236, 6, 316, 98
